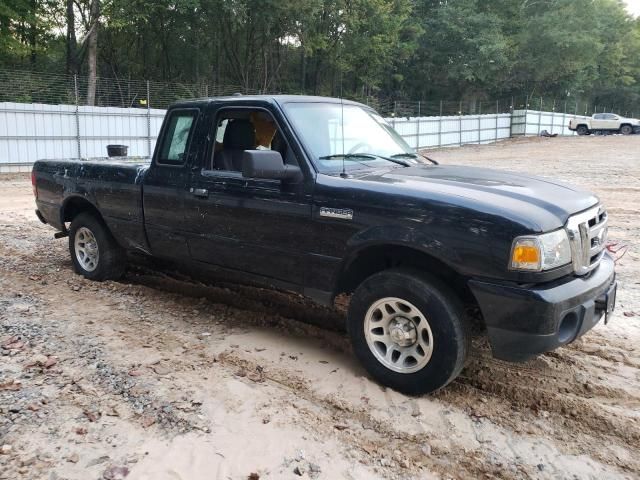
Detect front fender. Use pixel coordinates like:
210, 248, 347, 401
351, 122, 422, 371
345, 224, 463, 268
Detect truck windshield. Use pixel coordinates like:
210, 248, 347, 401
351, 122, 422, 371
283, 102, 419, 174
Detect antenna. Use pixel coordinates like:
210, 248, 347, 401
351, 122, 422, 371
340, 75, 347, 178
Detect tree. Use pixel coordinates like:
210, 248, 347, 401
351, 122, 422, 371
0, 0, 639, 113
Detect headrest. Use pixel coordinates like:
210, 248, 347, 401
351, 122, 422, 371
223, 119, 255, 150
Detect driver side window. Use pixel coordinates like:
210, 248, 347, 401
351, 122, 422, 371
206, 109, 292, 172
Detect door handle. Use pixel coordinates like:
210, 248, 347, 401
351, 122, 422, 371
190, 187, 209, 198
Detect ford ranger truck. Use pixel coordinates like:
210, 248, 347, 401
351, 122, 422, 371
32, 95, 617, 394
569, 113, 640, 135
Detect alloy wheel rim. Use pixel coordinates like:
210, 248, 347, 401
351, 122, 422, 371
74, 227, 99, 272
364, 297, 434, 374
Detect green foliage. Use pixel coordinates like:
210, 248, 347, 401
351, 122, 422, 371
0, 0, 639, 112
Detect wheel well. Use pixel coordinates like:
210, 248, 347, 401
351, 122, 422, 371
335, 245, 479, 313
61, 197, 103, 225
576, 124, 588, 129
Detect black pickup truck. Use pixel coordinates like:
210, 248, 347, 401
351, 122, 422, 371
32, 95, 617, 394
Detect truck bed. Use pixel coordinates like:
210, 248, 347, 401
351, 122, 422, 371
33, 156, 151, 252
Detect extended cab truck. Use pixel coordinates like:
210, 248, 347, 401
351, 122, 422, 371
569, 113, 640, 135
32, 96, 617, 394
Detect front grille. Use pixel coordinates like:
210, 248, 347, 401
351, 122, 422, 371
566, 205, 608, 275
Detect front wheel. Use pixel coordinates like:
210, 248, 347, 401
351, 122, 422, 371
347, 269, 469, 394
576, 125, 589, 135
68, 212, 126, 281
620, 125, 633, 135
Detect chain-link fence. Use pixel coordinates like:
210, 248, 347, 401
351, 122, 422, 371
0, 68, 269, 110
2, 68, 636, 118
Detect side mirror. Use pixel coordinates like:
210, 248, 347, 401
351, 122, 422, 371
242, 150, 302, 181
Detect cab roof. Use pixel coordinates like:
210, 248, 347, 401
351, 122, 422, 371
170, 94, 368, 110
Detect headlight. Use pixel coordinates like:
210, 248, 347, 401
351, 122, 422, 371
510, 229, 572, 271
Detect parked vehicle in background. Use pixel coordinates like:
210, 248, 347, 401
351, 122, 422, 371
32, 95, 617, 394
569, 113, 640, 135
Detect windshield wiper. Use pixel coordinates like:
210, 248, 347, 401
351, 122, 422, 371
390, 152, 439, 165
319, 153, 377, 160
319, 153, 410, 168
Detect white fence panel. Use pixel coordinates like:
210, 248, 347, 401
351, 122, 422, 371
0, 102, 166, 172
511, 109, 589, 136
391, 113, 511, 149
0, 102, 594, 173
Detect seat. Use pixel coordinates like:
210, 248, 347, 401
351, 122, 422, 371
214, 119, 256, 171
271, 130, 288, 160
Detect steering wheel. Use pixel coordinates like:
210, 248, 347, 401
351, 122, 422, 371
347, 142, 371, 155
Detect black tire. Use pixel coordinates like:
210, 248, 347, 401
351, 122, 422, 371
576, 125, 589, 135
68, 212, 126, 281
347, 268, 469, 395
620, 125, 633, 135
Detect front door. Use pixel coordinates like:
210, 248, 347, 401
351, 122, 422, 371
590, 113, 608, 130
183, 105, 314, 287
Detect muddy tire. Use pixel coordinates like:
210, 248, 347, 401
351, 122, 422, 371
620, 125, 633, 135
576, 125, 589, 135
347, 269, 469, 395
68, 212, 126, 281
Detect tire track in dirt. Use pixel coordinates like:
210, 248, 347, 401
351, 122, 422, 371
216, 350, 533, 480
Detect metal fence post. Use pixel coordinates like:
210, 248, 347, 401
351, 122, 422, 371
438, 100, 443, 148
392, 101, 397, 130
550, 99, 555, 134
524, 95, 529, 136
416, 101, 421, 150
562, 100, 567, 136
74, 75, 81, 158
509, 97, 514, 138
537, 97, 543, 134
477, 101, 481, 144
458, 100, 463, 146
146, 80, 151, 157
495, 99, 499, 143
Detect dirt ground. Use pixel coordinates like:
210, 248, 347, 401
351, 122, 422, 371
0, 135, 639, 480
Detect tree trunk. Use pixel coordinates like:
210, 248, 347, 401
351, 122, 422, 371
65, 0, 77, 74
86, 0, 100, 106
29, 0, 38, 66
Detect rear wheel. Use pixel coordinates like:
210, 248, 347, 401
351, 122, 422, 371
347, 269, 469, 394
576, 125, 589, 135
68, 212, 126, 281
620, 125, 633, 135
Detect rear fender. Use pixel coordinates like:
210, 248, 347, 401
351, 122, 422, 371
60, 194, 101, 232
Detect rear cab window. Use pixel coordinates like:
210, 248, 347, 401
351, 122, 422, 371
157, 110, 198, 166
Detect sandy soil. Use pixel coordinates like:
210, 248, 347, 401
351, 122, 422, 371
0, 135, 639, 480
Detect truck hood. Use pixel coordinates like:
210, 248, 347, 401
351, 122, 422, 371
621, 116, 640, 124
354, 164, 599, 232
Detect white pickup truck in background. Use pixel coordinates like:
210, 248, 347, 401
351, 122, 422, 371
569, 113, 640, 135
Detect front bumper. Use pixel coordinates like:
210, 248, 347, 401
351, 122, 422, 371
469, 253, 616, 362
